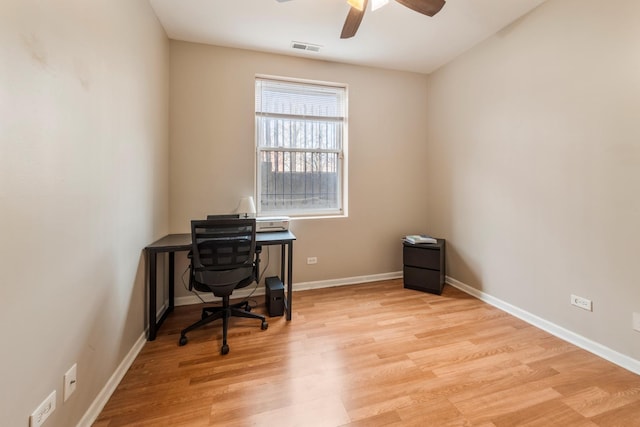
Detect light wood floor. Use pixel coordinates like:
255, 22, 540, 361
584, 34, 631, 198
94, 280, 640, 426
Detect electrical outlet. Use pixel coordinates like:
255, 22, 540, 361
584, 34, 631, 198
633, 312, 640, 332
64, 363, 77, 402
570, 294, 592, 311
307, 256, 317, 265
30, 390, 56, 427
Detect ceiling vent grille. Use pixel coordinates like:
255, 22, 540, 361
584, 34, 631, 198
291, 41, 321, 52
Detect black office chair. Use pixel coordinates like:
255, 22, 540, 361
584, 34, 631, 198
179, 218, 268, 355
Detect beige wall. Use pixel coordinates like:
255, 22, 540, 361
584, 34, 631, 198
425, 0, 640, 361
0, 1, 169, 426
169, 41, 431, 288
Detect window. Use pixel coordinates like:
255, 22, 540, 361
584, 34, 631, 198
255, 76, 347, 217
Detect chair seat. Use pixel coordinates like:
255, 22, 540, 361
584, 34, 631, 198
191, 269, 254, 297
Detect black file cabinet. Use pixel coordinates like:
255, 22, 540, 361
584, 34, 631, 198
403, 239, 446, 295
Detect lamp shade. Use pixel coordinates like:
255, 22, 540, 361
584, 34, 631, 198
236, 196, 256, 218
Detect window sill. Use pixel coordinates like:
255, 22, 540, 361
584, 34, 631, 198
288, 214, 348, 221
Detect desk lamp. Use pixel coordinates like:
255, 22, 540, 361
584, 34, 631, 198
236, 196, 256, 219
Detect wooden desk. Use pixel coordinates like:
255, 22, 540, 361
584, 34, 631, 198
145, 230, 296, 341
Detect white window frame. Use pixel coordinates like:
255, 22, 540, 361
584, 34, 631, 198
255, 75, 348, 218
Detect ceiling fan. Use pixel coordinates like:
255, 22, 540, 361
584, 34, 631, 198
342, 0, 445, 38
276, 0, 446, 39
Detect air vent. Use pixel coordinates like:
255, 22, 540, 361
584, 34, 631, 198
291, 41, 322, 52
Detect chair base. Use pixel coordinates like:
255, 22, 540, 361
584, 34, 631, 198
178, 296, 268, 355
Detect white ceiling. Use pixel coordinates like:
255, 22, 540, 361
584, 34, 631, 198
149, 0, 547, 74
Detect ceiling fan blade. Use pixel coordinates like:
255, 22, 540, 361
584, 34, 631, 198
395, 0, 445, 17
340, 0, 368, 39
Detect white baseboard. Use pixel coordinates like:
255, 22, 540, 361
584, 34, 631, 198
77, 332, 147, 427
174, 271, 403, 306
293, 271, 403, 291
446, 276, 640, 376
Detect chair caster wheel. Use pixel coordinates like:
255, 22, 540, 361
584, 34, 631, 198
245, 305, 252, 312
261, 321, 268, 330
179, 336, 188, 346
221, 344, 229, 355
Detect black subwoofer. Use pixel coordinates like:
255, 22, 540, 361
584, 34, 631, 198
265, 276, 285, 317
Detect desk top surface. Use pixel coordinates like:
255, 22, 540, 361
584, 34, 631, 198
256, 230, 297, 244
146, 230, 296, 252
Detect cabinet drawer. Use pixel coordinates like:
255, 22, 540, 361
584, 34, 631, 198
403, 245, 440, 270
403, 266, 443, 294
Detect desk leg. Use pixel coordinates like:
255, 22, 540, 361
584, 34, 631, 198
168, 252, 175, 311
280, 244, 285, 281
148, 251, 158, 341
148, 251, 176, 341
280, 244, 286, 315
286, 241, 293, 321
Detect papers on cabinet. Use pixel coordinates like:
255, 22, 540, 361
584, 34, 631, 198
404, 235, 437, 245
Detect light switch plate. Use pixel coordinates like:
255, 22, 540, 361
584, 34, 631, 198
63, 363, 77, 402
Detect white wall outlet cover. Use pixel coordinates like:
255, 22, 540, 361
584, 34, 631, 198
570, 294, 592, 311
30, 390, 56, 427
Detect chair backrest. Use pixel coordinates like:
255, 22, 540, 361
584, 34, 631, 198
190, 218, 257, 294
